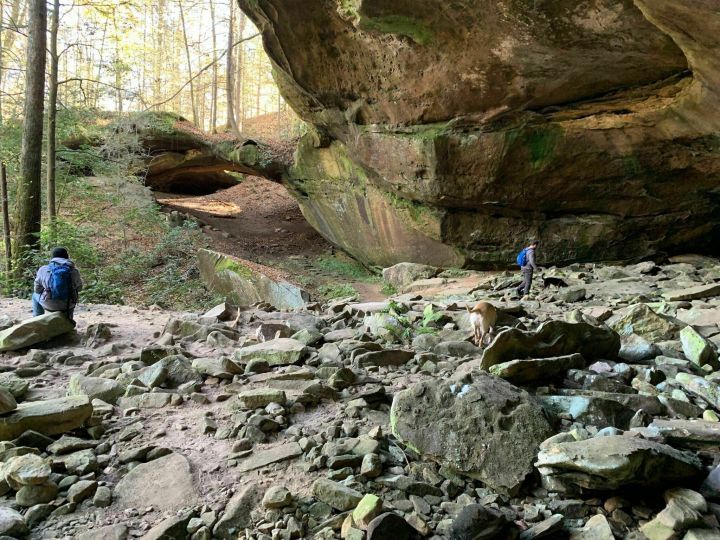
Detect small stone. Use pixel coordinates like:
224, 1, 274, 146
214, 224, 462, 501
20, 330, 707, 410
93, 485, 112, 507
353, 494, 383, 529
262, 486, 292, 509
67, 480, 97, 503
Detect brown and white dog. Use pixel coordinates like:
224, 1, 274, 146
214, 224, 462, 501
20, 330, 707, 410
466, 301, 497, 347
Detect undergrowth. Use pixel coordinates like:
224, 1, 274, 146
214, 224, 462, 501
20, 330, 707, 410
1, 109, 222, 311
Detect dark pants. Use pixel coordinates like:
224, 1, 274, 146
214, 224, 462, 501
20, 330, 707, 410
32, 293, 74, 321
516, 269, 534, 296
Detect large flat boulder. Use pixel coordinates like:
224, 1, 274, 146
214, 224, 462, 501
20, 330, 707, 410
113, 452, 199, 512
477, 321, 619, 371
233, 338, 308, 367
489, 353, 585, 385
198, 249, 309, 309
0, 396, 92, 441
0, 313, 74, 352
536, 435, 703, 492
68, 374, 125, 405
390, 371, 553, 495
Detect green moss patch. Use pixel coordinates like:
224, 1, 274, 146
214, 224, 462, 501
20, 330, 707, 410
359, 15, 434, 45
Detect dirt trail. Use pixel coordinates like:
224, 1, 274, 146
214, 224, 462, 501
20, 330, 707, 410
155, 175, 384, 301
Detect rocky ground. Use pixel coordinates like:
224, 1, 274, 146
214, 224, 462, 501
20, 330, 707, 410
0, 255, 720, 540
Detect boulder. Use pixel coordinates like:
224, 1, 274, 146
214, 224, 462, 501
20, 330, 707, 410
675, 373, 720, 410
662, 283, 720, 302
0, 387, 17, 415
536, 435, 703, 492
68, 374, 125, 404
366, 513, 415, 539
382, 263, 439, 290
477, 321, 619, 371
489, 353, 585, 385
233, 338, 308, 367
0, 506, 27, 537
391, 371, 553, 495
569, 515, 614, 540
192, 357, 243, 378
0, 373, 29, 399
213, 483, 262, 539
450, 504, 509, 540
198, 249, 310, 309
0, 396, 92, 440
0, 312, 74, 352
113, 452, 200, 512
680, 326, 719, 368
236, 388, 287, 409
611, 304, 681, 342
76, 524, 128, 540
312, 478, 363, 511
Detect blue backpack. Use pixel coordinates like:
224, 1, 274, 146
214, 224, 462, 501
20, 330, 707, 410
48, 262, 73, 302
516, 248, 529, 267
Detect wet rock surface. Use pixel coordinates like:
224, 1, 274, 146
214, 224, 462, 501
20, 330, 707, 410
0, 256, 718, 539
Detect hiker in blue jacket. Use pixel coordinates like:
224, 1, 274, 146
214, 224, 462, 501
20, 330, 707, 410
515, 240, 539, 299
32, 247, 83, 323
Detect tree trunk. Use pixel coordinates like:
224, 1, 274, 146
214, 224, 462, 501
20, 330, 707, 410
1, 163, 11, 277
46, 0, 60, 234
226, 1, 239, 136
178, 0, 198, 126
209, 0, 218, 133
14, 0, 47, 273
235, 10, 246, 131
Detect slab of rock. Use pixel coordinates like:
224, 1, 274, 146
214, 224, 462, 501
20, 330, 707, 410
68, 374, 125, 404
236, 388, 287, 409
569, 514, 614, 540
114, 452, 199, 512
140, 512, 194, 540
3, 454, 51, 488
662, 283, 720, 302
213, 483, 262, 539
0, 396, 92, 441
0, 387, 17, 414
366, 513, 415, 539
233, 338, 308, 367
0, 372, 29, 398
192, 357, 243, 378
353, 349, 415, 368
312, 478, 363, 511
450, 504, 508, 540
489, 353, 585, 385
0, 312, 74, 352
0, 506, 27, 537
117, 393, 171, 410
645, 419, 720, 450
675, 373, 720, 410
391, 371, 553, 495
382, 263, 439, 291
478, 321, 619, 371
76, 524, 128, 540
611, 304, 681, 342
235, 442, 302, 473
536, 435, 703, 492
680, 326, 719, 368
198, 248, 310, 309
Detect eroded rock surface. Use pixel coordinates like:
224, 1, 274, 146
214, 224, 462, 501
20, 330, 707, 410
239, 0, 720, 267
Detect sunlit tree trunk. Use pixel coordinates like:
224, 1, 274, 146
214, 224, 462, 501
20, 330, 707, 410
14, 0, 47, 273
178, 0, 198, 126
209, 0, 218, 133
226, 1, 239, 135
235, 10, 246, 131
46, 0, 60, 234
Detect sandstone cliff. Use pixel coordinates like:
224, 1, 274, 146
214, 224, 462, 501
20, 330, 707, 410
239, 0, 720, 268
